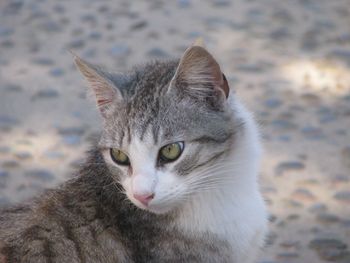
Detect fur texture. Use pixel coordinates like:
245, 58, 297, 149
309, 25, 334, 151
0, 45, 267, 262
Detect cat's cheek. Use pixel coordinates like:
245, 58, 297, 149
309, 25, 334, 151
121, 177, 134, 202
147, 174, 186, 213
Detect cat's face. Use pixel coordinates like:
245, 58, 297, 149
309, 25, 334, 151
75, 45, 240, 214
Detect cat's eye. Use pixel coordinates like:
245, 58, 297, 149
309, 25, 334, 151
110, 148, 130, 166
159, 142, 184, 164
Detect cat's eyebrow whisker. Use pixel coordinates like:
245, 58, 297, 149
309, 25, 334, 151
185, 173, 240, 190
181, 168, 236, 184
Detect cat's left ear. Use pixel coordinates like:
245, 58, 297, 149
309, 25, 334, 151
170, 45, 229, 101
73, 55, 122, 116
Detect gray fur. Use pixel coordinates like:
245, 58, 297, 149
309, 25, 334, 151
0, 151, 233, 263
0, 52, 245, 262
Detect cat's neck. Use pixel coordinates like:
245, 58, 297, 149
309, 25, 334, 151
172, 105, 264, 242
173, 159, 259, 236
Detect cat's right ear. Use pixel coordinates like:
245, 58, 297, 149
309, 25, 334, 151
73, 54, 122, 116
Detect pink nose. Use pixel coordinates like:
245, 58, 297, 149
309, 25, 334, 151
133, 193, 155, 206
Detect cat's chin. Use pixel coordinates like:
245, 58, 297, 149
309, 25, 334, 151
146, 205, 173, 215
131, 200, 175, 215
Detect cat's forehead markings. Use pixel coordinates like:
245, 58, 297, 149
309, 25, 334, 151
128, 135, 159, 168
118, 129, 125, 148
151, 123, 160, 145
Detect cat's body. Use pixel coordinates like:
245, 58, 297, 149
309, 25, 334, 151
0, 44, 267, 263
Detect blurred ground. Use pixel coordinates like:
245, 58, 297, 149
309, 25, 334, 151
0, 0, 350, 262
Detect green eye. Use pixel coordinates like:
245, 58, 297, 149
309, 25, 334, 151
159, 142, 184, 163
110, 148, 130, 166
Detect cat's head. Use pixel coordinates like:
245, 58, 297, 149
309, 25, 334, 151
75, 44, 243, 214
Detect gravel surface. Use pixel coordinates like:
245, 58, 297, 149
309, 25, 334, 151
0, 0, 349, 262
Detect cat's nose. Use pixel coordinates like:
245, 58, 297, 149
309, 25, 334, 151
133, 193, 155, 206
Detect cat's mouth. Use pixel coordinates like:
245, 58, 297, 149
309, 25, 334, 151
128, 193, 176, 215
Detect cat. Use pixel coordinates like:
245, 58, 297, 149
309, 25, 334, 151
0, 42, 268, 263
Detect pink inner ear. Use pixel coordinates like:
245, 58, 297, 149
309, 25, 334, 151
97, 98, 112, 107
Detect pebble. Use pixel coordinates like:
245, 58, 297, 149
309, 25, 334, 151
0, 197, 10, 207
14, 151, 32, 160
88, 31, 102, 40
309, 238, 349, 261
53, 4, 65, 14
49, 68, 65, 77
269, 28, 290, 41
333, 191, 350, 204
300, 126, 324, 140
82, 48, 97, 58
286, 214, 300, 221
330, 174, 349, 185
275, 161, 305, 176
319, 111, 337, 123
268, 214, 277, 223
342, 220, 350, 228
25, 169, 55, 182
1, 40, 15, 48
0, 146, 11, 154
272, 9, 294, 24
67, 39, 85, 49
236, 63, 265, 73
130, 21, 148, 30
2, 160, 20, 169
309, 238, 347, 250
147, 47, 169, 58
42, 150, 65, 160
3, 0, 23, 14
4, 83, 22, 92
271, 119, 297, 130
109, 44, 130, 57
301, 29, 319, 51
284, 199, 303, 208
318, 248, 350, 261
328, 49, 350, 66
308, 203, 327, 214
71, 28, 84, 36
39, 20, 62, 32
211, 0, 231, 7
277, 135, 291, 142
264, 98, 282, 109
291, 188, 316, 202
0, 27, 14, 37
316, 213, 340, 224
262, 186, 277, 194
31, 57, 55, 66
177, 0, 191, 8
0, 170, 9, 179
57, 126, 85, 136
279, 240, 300, 249
276, 252, 299, 260
80, 14, 97, 24
265, 232, 278, 246
62, 134, 81, 145
246, 8, 265, 23
32, 89, 59, 99
341, 146, 350, 168
0, 170, 9, 188
16, 138, 33, 145
300, 93, 320, 105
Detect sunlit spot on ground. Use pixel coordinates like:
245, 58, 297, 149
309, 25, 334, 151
282, 60, 350, 96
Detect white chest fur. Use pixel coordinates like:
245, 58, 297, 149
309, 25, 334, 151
175, 184, 267, 263
175, 100, 268, 262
